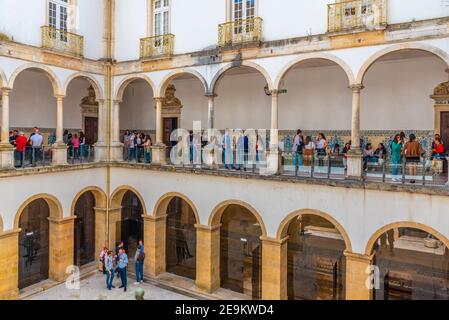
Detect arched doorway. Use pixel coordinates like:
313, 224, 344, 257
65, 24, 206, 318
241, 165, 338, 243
369, 226, 449, 300
284, 214, 346, 300
118, 191, 143, 257
73, 191, 96, 266
166, 197, 197, 279
219, 204, 263, 299
18, 199, 50, 289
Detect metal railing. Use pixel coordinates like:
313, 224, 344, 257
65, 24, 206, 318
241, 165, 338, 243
123, 146, 152, 164
140, 34, 174, 59
13, 145, 94, 168
327, 0, 387, 33
218, 17, 263, 47
41, 26, 84, 57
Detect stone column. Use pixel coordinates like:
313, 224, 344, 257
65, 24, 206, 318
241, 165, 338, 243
143, 215, 167, 277
0, 230, 20, 300
0, 88, 14, 169
195, 224, 221, 293
267, 90, 281, 175
206, 94, 216, 130
95, 206, 121, 253
344, 251, 373, 300
48, 216, 75, 282
94, 99, 107, 162
109, 100, 124, 162
346, 84, 364, 179
151, 97, 166, 165
52, 95, 68, 166
260, 236, 288, 300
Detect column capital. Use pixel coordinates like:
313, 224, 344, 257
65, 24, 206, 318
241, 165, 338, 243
97, 99, 105, 105
54, 94, 66, 101
154, 96, 165, 103
205, 93, 217, 99
1, 87, 12, 95
260, 235, 289, 245
344, 251, 373, 262
112, 99, 122, 105
195, 224, 221, 231
349, 84, 364, 92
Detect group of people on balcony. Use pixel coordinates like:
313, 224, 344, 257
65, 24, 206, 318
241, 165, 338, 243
63, 130, 88, 160
122, 130, 153, 163
9, 127, 44, 168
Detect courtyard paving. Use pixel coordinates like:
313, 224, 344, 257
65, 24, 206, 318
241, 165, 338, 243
26, 271, 195, 301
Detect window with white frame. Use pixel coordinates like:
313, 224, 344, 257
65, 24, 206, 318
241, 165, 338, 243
48, 0, 69, 32
232, 0, 256, 34
153, 0, 170, 36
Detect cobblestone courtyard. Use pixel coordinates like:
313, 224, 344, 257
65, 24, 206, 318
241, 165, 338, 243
27, 272, 194, 301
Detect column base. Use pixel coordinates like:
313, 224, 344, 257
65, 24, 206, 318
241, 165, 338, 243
95, 142, 124, 162
346, 150, 363, 180
52, 143, 68, 166
0, 144, 14, 170
93, 142, 107, 162
151, 144, 167, 165
262, 150, 281, 176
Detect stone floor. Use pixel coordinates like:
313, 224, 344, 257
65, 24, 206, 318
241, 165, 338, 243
26, 271, 195, 301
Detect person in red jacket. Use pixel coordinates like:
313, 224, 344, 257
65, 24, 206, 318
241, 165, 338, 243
432, 135, 445, 159
14, 131, 27, 168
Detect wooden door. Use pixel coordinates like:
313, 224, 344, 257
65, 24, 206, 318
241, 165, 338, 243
163, 117, 178, 146
84, 117, 98, 145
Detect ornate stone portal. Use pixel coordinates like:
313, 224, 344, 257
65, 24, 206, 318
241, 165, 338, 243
431, 80, 449, 136
80, 85, 99, 133
162, 84, 183, 120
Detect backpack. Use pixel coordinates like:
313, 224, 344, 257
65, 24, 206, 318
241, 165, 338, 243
138, 251, 145, 262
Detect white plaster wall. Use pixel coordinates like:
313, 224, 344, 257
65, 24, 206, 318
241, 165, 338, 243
78, 0, 105, 60
172, 78, 208, 129
361, 57, 447, 130
0, 168, 106, 231
388, 0, 449, 24
9, 70, 57, 129
279, 65, 352, 130
120, 81, 156, 130
115, 0, 147, 61
64, 77, 95, 129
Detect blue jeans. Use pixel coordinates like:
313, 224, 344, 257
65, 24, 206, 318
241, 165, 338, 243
135, 261, 143, 282
118, 267, 127, 289
106, 269, 114, 289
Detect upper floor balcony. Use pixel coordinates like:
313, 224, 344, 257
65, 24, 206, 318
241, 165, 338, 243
41, 26, 84, 58
327, 0, 387, 33
140, 34, 175, 60
218, 17, 263, 47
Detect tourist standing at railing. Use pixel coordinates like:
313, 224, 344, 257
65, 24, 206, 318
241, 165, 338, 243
135, 133, 143, 163
29, 128, 43, 165
293, 129, 304, 167
374, 143, 387, 166
143, 134, 152, 163
63, 129, 69, 145
9, 130, 17, 145
316, 133, 328, 167
128, 131, 136, 161
72, 134, 80, 159
14, 132, 27, 168
431, 135, 445, 159
79, 131, 86, 159
363, 143, 377, 170
235, 132, 245, 170
402, 134, 424, 184
303, 136, 315, 167
391, 134, 403, 182
222, 130, 233, 169
123, 130, 130, 160
341, 142, 351, 169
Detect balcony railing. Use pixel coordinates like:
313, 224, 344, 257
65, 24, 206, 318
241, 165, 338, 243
218, 17, 263, 47
41, 26, 84, 57
327, 0, 387, 33
140, 34, 174, 60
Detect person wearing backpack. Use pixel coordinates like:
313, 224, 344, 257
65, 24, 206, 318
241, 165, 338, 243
134, 244, 145, 284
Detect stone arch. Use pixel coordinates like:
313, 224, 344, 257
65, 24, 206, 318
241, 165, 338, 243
70, 186, 107, 216
63, 72, 104, 101
356, 43, 449, 84
208, 199, 267, 237
364, 221, 449, 256
115, 74, 156, 102
0, 66, 7, 88
110, 185, 147, 215
157, 69, 208, 97
14, 193, 63, 229
153, 192, 200, 223
209, 61, 273, 95
276, 209, 352, 252
8, 63, 63, 96
274, 53, 356, 89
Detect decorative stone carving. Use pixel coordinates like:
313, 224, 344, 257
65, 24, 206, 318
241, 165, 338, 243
80, 86, 99, 134
161, 84, 183, 119
81, 85, 99, 106
433, 81, 449, 96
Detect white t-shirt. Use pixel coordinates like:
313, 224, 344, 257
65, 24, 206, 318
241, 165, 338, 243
305, 141, 315, 150
30, 134, 43, 148
316, 139, 326, 149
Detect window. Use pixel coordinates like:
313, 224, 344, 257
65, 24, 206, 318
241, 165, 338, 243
153, 0, 170, 36
232, 0, 256, 34
48, 0, 69, 31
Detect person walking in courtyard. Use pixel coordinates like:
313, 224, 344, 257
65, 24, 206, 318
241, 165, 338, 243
117, 248, 128, 291
391, 134, 403, 182
134, 244, 145, 284
105, 250, 115, 290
